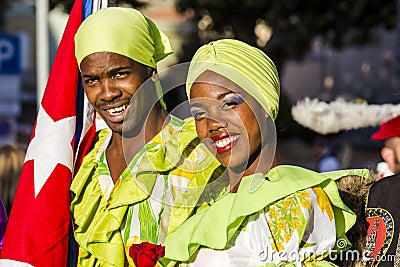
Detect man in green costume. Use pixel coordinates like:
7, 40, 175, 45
70, 7, 218, 267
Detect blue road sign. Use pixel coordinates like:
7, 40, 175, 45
0, 34, 21, 74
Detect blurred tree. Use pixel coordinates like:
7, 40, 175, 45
175, 0, 397, 139
0, 0, 9, 10
0, 0, 10, 31
176, 0, 396, 69
49, 0, 147, 13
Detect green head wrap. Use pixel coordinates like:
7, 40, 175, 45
75, 7, 173, 110
75, 7, 172, 69
186, 39, 280, 120
75, 7, 173, 68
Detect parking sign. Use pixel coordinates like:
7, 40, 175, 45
0, 34, 21, 74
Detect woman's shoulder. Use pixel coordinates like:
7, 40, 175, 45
268, 165, 369, 183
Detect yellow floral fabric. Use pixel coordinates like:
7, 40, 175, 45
163, 166, 370, 267
71, 116, 220, 267
173, 186, 337, 266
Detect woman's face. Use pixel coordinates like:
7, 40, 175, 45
189, 71, 266, 173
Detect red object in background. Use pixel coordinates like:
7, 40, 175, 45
371, 115, 400, 141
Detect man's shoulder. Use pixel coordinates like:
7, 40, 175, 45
370, 173, 400, 191
368, 173, 400, 204
365, 174, 400, 266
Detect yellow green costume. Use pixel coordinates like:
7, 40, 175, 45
164, 166, 369, 266
71, 117, 219, 266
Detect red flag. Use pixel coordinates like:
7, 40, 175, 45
0, 0, 96, 265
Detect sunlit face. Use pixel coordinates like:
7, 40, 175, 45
189, 70, 266, 173
80, 52, 153, 134
385, 137, 400, 174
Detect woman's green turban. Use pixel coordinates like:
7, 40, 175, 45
74, 7, 173, 69
186, 39, 280, 120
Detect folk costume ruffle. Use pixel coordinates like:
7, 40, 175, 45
71, 117, 220, 266
163, 166, 370, 266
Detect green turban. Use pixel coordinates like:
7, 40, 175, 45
74, 7, 173, 69
186, 39, 280, 120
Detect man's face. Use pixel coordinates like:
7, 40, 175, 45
391, 138, 400, 173
80, 52, 152, 134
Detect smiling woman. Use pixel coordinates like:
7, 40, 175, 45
162, 39, 370, 267
189, 70, 273, 191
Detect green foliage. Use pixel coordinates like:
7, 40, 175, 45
176, 0, 396, 62
0, 0, 10, 10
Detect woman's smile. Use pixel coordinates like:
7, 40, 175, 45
211, 133, 240, 154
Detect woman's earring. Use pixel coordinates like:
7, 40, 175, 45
151, 71, 159, 82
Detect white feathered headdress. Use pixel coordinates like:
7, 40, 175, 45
291, 97, 400, 135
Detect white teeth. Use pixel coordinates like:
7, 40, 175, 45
215, 136, 239, 148
107, 104, 126, 116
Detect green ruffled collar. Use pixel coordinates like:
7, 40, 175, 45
70, 117, 200, 266
164, 165, 369, 263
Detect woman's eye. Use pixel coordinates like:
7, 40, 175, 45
190, 109, 207, 120
220, 96, 244, 109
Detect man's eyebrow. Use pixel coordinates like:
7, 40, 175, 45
81, 66, 132, 78
107, 66, 132, 75
81, 73, 97, 78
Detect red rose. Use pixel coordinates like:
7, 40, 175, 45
129, 242, 165, 267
